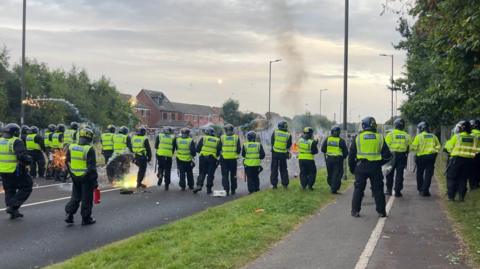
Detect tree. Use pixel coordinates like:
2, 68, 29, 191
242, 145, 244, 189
220, 98, 242, 126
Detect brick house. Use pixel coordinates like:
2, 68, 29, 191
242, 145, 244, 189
134, 89, 223, 129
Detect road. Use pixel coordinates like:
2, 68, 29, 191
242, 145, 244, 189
0, 156, 325, 269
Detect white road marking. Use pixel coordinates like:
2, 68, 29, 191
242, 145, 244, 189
0, 182, 70, 194
0, 188, 121, 212
354, 195, 396, 269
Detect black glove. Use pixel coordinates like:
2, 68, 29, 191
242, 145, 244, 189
191, 161, 196, 168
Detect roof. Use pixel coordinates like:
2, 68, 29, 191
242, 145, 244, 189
140, 89, 176, 111
170, 102, 216, 116
154, 120, 192, 128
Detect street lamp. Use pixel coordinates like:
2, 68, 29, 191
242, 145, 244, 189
319, 89, 328, 116
20, 0, 27, 124
379, 53, 394, 120
268, 59, 282, 122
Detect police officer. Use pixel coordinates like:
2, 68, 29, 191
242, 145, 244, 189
64, 122, 79, 145
242, 131, 265, 194
270, 121, 292, 189
51, 124, 66, 150
101, 124, 116, 163
297, 127, 319, 190
132, 127, 152, 189
220, 124, 241, 196
384, 118, 411, 197
113, 126, 132, 155
321, 125, 348, 194
26, 126, 46, 179
44, 124, 56, 178
0, 123, 33, 219
175, 128, 196, 191
65, 128, 98, 225
349, 117, 391, 218
411, 122, 441, 197
468, 119, 480, 190
193, 127, 221, 194
155, 127, 175, 190
20, 125, 30, 144
444, 121, 476, 202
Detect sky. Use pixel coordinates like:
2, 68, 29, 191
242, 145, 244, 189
0, 0, 408, 123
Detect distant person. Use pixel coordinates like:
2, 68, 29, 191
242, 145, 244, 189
242, 131, 265, 194
175, 128, 196, 190
349, 117, 391, 218
132, 127, 152, 189
101, 124, 116, 164
193, 127, 221, 195
20, 125, 30, 144
51, 124, 67, 182
410, 122, 441, 197
220, 124, 241, 196
155, 127, 175, 191
384, 118, 411, 197
25, 126, 46, 179
65, 128, 98, 226
0, 123, 33, 219
321, 126, 348, 194
44, 124, 56, 178
444, 121, 476, 202
297, 127, 319, 190
270, 121, 292, 189
468, 119, 480, 190
64, 121, 79, 145
113, 126, 132, 155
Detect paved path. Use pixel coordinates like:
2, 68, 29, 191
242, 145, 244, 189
246, 172, 469, 269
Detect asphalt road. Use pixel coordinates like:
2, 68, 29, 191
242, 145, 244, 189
0, 155, 325, 269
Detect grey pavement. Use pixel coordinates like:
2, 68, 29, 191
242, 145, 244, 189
246, 172, 470, 269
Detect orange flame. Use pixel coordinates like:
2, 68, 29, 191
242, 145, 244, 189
52, 149, 67, 169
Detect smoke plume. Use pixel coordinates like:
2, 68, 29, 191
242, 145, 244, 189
270, 0, 308, 114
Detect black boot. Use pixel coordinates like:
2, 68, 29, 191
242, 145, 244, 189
65, 214, 74, 224
231, 189, 236, 195
206, 187, 213, 195
193, 186, 202, 194
164, 184, 169, 191
157, 176, 163, 186
351, 211, 360, 218
6, 208, 23, 220
82, 217, 96, 226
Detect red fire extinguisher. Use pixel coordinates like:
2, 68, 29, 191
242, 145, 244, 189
93, 187, 101, 204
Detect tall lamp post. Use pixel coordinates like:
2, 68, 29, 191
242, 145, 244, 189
20, 0, 27, 124
343, 0, 349, 180
379, 53, 394, 120
319, 89, 328, 116
268, 59, 282, 122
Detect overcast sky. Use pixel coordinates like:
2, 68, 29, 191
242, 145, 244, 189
0, 0, 407, 122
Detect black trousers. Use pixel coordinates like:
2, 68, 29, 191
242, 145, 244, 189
446, 157, 473, 200
270, 153, 289, 187
177, 159, 194, 189
103, 150, 113, 164
351, 161, 386, 215
299, 159, 316, 188
196, 155, 218, 189
28, 150, 46, 178
415, 154, 436, 194
221, 159, 237, 192
469, 155, 480, 190
326, 156, 344, 192
135, 155, 148, 186
386, 152, 408, 193
245, 166, 261, 193
65, 175, 95, 218
157, 156, 172, 186
1, 170, 33, 210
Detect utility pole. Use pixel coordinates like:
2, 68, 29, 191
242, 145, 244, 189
20, 0, 27, 124
268, 59, 281, 123
380, 53, 394, 120
343, 0, 349, 180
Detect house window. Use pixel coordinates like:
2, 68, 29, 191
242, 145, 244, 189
193, 115, 198, 121
178, 113, 183, 121
162, 112, 167, 120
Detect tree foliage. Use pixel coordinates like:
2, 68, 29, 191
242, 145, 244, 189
220, 98, 258, 127
393, 0, 480, 127
0, 49, 138, 128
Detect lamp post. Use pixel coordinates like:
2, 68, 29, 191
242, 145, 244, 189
343, 0, 349, 181
268, 59, 282, 122
379, 53, 394, 120
319, 89, 328, 116
20, 0, 27, 124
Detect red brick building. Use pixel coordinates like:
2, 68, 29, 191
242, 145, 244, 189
134, 89, 223, 129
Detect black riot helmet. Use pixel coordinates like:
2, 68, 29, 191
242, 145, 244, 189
48, 124, 56, 132
21, 125, 30, 135
30, 126, 39, 134
118, 126, 129, 135
137, 127, 147, 136
247, 131, 257, 142
204, 127, 215, 136
393, 118, 405, 131
70, 121, 79, 130
224, 124, 234, 136
180, 128, 190, 138
3, 123, 21, 137
361, 117, 377, 132
107, 124, 116, 133
456, 120, 472, 134
417, 121, 429, 133
303, 127, 314, 139
163, 127, 173, 134
57, 124, 66, 133
78, 128, 94, 145
331, 126, 341, 137
469, 119, 480, 130
277, 121, 288, 131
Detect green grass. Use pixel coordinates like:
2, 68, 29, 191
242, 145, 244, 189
48, 170, 352, 269
435, 155, 480, 267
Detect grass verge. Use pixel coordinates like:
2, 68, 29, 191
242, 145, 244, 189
435, 155, 480, 267
48, 170, 352, 269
